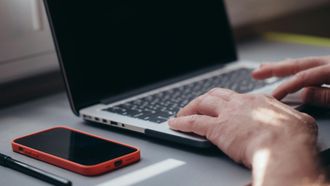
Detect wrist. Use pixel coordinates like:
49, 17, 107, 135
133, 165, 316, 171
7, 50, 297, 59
251, 133, 320, 186
246, 122, 318, 165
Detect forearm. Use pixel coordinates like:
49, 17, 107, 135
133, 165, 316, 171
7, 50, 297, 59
251, 136, 324, 186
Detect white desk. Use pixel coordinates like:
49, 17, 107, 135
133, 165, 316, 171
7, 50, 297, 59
0, 39, 329, 186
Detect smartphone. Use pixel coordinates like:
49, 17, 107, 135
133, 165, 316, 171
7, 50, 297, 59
12, 126, 140, 176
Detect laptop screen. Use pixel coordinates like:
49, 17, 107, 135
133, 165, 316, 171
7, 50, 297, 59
44, 0, 237, 114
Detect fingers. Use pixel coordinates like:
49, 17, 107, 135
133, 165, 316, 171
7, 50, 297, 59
168, 115, 219, 137
252, 57, 328, 80
176, 88, 235, 117
301, 87, 330, 108
176, 94, 226, 117
272, 65, 330, 100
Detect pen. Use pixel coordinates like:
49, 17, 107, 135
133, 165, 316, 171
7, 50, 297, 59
0, 153, 72, 186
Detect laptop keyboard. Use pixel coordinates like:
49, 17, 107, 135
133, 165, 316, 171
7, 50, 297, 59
103, 68, 278, 123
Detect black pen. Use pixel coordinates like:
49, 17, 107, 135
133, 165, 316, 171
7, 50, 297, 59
0, 153, 72, 186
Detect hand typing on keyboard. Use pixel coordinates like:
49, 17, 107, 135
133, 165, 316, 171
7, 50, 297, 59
168, 87, 320, 186
169, 56, 330, 186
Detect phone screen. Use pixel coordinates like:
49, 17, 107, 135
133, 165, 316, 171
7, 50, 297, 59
14, 128, 137, 165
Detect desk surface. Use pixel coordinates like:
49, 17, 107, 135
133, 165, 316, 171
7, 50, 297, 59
1, 39, 330, 186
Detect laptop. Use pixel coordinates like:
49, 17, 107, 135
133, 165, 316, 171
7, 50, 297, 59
43, 0, 284, 147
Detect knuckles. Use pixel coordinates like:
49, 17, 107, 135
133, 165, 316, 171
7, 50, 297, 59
294, 71, 307, 82
302, 113, 316, 125
301, 113, 318, 135
208, 88, 220, 95
194, 95, 205, 107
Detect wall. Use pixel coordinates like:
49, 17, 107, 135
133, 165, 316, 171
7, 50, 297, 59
225, 0, 330, 27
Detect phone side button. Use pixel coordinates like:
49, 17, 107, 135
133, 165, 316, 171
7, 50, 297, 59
114, 160, 122, 168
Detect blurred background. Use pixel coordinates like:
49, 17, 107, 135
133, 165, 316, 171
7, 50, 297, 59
0, 0, 329, 106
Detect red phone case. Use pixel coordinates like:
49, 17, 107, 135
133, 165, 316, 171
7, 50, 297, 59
12, 126, 140, 176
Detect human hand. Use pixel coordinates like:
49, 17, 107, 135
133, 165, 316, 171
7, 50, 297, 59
252, 56, 330, 108
168, 88, 317, 168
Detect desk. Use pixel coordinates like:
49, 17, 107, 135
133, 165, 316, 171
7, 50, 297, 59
0, 39, 330, 186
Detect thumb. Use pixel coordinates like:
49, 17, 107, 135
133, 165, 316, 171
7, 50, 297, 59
301, 87, 330, 108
